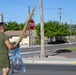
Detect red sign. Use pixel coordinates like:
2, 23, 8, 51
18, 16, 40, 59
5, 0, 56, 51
28, 19, 35, 30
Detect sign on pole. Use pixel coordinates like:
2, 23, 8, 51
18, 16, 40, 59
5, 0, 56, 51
29, 19, 35, 30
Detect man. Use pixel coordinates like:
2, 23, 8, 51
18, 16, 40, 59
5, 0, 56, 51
0, 22, 18, 75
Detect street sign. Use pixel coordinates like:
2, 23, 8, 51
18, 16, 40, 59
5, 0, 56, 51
29, 19, 35, 30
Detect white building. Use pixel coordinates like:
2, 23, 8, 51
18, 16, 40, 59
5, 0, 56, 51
5, 30, 29, 45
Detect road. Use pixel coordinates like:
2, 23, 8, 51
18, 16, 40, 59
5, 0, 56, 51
7, 43, 76, 75
20, 43, 76, 53
9, 43, 76, 58
18, 43, 76, 58
0, 64, 76, 75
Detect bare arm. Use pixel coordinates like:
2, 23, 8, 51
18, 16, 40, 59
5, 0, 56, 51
5, 40, 17, 50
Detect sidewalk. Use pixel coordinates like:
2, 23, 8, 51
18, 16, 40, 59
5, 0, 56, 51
22, 57, 76, 65
22, 51, 76, 65
20, 44, 76, 65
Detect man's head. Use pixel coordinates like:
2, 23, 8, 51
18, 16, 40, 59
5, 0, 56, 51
0, 22, 6, 32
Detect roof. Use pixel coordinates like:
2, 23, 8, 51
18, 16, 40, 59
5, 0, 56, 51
5, 30, 29, 36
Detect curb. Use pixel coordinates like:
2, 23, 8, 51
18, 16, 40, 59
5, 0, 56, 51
22, 58, 76, 65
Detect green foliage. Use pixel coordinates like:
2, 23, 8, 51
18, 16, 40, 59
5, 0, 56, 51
6, 21, 19, 31
70, 24, 76, 35
19, 23, 25, 30
5, 21, 25, 31
35, 23, 41, 37
35, 21, 69, 38
34, 39, 41, 45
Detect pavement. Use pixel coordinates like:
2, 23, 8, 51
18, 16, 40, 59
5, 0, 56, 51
22, 58, 76, 65
19, 45, 76, 65
22, 52, 76, 65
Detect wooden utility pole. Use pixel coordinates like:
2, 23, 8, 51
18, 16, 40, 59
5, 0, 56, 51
39, 0, 46, 57
58, 8, 63, 24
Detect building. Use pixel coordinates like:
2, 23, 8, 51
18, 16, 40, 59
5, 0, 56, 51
5, 30, 37, 46
5, 30, 29, 45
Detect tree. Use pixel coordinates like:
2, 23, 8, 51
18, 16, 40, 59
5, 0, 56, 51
6, 21, 20, 31
5, 21, 26, 31
35, 23, 41, 37
19, 23, 24, 30
35, 21, 69, 43
35, 23, 41, 44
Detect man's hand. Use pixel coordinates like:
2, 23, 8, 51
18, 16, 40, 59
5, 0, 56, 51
16, 44, 20, 48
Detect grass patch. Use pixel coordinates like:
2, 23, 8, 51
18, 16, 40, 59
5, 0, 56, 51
51, 47, 76, 53
68, 47, 76, 51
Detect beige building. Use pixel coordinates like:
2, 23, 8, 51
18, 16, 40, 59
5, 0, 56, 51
5, 30, 29, 45
5, 30, 37, 46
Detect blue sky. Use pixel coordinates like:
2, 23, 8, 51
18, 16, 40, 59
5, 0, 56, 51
0, 0, 76, 24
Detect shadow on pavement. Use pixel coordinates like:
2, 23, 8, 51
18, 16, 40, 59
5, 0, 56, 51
51, 49, 72, 56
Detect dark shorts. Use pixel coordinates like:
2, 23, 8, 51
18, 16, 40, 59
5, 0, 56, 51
0, 55, 10, 69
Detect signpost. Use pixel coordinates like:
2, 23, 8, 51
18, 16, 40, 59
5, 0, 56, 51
28, 19, 35, 58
